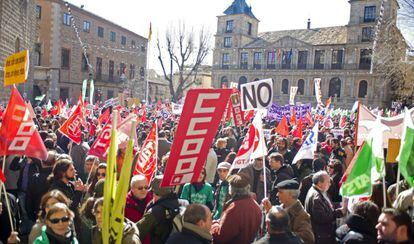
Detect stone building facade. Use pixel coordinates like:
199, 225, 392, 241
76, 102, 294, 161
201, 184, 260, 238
34, 0, 147, 103
0, 0, 38, 102
212, 0, 404, 107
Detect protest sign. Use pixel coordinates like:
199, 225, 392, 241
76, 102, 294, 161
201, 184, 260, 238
241, 78, 273, 111
3, 50, 29, 86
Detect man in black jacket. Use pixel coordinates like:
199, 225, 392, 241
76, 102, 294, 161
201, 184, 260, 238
268, 153, 294, 205
166, 204, 213, 244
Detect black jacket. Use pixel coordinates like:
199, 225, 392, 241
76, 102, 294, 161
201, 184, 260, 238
336, 214, 377, 244
25, 166, 53, 221
269, 165, 295, 205
49, 180, 82, 210
166, 222, 212, 244
253, 232, 303, 244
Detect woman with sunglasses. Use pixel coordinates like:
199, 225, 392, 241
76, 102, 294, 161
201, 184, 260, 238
86, 163, 106, 198
29, 190, 70, 244
34, 202, 78, 244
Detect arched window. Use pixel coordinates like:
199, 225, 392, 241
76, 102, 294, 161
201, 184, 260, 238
238, 76, 247, 90
358, 80, 368, 98
220, 76, 229, 88
297, 79, 305, 95
328, 77, 341, 98
282, 79, 289, 94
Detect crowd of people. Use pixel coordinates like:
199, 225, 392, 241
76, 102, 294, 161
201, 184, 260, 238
0, 102, 413, 244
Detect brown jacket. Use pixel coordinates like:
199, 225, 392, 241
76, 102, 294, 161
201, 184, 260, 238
212, 195, 262, 244
286, 200, 315, 244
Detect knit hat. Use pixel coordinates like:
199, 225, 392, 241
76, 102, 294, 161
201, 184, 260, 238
150, 175, 173, 197
94, 179, 105, 198
228, 173, 249, 188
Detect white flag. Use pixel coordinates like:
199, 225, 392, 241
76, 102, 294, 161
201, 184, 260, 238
289, 86, 298, 105
250, 110, 267, 159
292, 123, 319, 165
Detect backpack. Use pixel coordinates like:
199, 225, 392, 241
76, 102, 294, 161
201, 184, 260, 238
169, 205, 186, 237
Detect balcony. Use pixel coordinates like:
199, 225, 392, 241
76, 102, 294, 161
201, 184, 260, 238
359, 62, 371, 70
331, 63, 343, 70
297, 63, 307, 70
281, 63, 291, 69
95, 73, 126, 83
240, 63, 248, 69
253, 64, 261, 70
314, 63, 325, 70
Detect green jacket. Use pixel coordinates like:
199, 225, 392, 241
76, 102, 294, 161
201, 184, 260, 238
34, 226, 79, 244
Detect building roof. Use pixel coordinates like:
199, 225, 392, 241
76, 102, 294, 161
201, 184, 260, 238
224, 0, 258, 20
243, 26, 348, 48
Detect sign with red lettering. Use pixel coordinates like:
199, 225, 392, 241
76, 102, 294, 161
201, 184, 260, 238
133, 123, 157, 182
89, 122, 112, 160
230, 89, 244, 126
161, 89, 232, 187
231, 124, 257, 170
58, 104, 84, 144
0, 87, 48, 160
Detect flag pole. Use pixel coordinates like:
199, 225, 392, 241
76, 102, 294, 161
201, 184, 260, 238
0, 155, 6, 203
1, 182, 15, 232
262, 155, 267, 198
382, 174, 387, 209
395, 164, 401, 198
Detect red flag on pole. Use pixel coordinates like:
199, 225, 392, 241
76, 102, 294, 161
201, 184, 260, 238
133, 123, 157, 182
275, 115, 289, 137
290, 108, 297, 126
292, 119, 303, 138
58, 104, 84, 144
0, 87, 48, 160
98, 108, 110, 125
0, 167, 6, 182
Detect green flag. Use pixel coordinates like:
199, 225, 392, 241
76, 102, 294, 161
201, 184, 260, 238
340, 117, 386, 197
397, 108, 414, 187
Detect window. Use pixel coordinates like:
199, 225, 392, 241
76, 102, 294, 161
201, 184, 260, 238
141, 45, 146, 52
139, 67, 145, 77
121, 36, 126, 45
314, 50, 325, 69
282, 50, 292, 69
364, 6, 376, 22
248, 22, 252, 35
109, 60, 114, 81
240, 52, 248, 69
81, 54, 89, 72
83, 21, 90, 32
297, 51, 308, 69
36, 5, 42, 19
110, 31, 116, 42
222, 53, 230, 69
362, 27, 374, 42
297, 79, 305, 95
224, 37, 232, 48
226, 20, 234, 33
119, 63, 126, 77
61, 48, 70, 69
129, 64, 136, 79
63, 13, 71, 26
96, 57, 102, 80
328, 77, 341, 98
131, 40, 136, 48
107, 90, 114, 99
34, 43, 41, 66
98, 26, 104, 38
60, 88, 69, 102
359, 49, 372, 70
267, 51, 275, 69
358, 80, 368, 98
282, 79, 289, 94
238, 76, 247, 90
253, 52, 262, 69
331, 50, 344, 69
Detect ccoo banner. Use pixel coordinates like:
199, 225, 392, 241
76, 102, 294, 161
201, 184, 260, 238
240, 78, 273, 111
161, 89, 232, 187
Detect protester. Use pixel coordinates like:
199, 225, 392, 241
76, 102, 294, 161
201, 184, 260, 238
33, 203, 78, 244
212, 162, 231, 220
305, 171, 345, 244
205, 148, 218, 185
166, 204, 213, 244
224, 127, 238, 152
268, 153, 295, 205
327, 159, 343, 204
157, 130, 171, 161
137, 175, 180, 244
336, 200, 380, 244
91, 198, 141, 244
29, 190, 71, 244
214, 138, 229, 163
253, 206, 303, 244
87, 163, 106, 198
180, 168, 214, 210
211, 173, 262, 244
239, 157, 271, 203
0, 190, 20, 244
263, 179, 314, 244
375, 208, 413, 244
69, 132, 90, 178
298, 158, 326, 205
125, 174, 153, 222
393, 187, 414, 214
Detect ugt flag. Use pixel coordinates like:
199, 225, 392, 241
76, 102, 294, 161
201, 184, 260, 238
292, 123, 319, 165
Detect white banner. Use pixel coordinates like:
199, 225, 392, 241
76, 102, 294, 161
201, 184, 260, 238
240, 78, 273, 111
314, 78, 322, 105
289, 86, 298, 105
171, 102, 183, 115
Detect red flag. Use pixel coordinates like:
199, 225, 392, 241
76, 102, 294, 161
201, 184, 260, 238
305, 111, 313, 125
58, 104, 84, 144
0, 167, 5, 182
243, 110, 255, 123
161, 89, 232, 187
42, 107, 48, 117
89, 121, 112, 160
98, 108, 110, 125
292, 119, 303, 138
275, 115, 289, 137
0, 87, 48, 160
231, 124, 256, 169
133, 123, 157, 182
325, 96, 332, 108
290, 108, 297, 126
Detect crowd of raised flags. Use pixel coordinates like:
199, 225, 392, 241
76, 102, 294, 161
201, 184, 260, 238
0, 78, 413, 243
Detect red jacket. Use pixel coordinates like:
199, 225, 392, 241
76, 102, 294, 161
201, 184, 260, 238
212, 195, 262, 244
125, 191, 153, 244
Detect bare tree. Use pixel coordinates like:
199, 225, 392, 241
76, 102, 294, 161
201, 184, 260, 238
157, 22, 211, 102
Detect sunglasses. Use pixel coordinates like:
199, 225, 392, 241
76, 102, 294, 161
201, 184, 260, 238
97, 172, 106, 177
136, 186, 149, 191
49, 216, 70, 224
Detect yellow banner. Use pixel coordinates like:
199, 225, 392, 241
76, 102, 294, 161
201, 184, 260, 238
4, 50, 29, 86
386, 138, 401, 163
